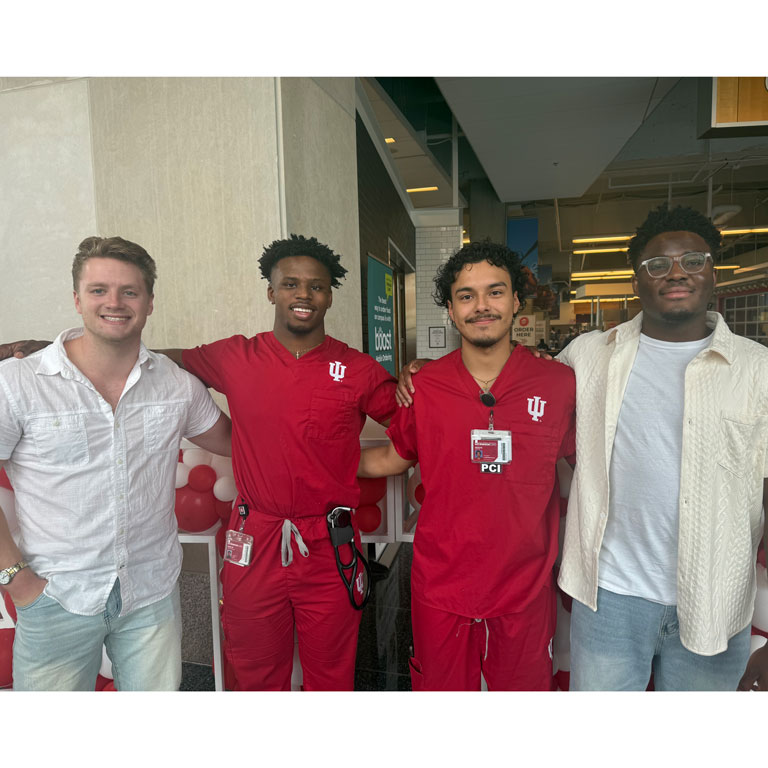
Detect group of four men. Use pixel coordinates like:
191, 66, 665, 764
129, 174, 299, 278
1, 203, 767, 691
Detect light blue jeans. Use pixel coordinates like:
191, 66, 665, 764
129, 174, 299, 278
12, 580, 181, 691
570, 587, 751, 691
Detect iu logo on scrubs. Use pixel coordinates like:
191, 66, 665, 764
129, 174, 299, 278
329, 361, 346, 382
527, 396, 547, 422
355, 572, 364, 595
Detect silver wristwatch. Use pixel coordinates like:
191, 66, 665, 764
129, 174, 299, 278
0, 560, 29, 586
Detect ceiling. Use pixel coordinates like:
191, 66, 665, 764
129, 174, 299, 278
366, 76, 768, 219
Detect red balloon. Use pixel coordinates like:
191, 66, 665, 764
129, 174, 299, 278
0, 467, 11, 491
415, 484, 425, 504
3, 591, 17, 624
188, 464, 217, 493
0, 629, 13, 688
357, 477, 387, 505
356, 504, 381, 533
215, 498, 234, 523
175, 486, 219, 532
215, 525, 227, 559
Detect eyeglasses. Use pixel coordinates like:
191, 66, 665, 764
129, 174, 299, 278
636, 251, 712, 279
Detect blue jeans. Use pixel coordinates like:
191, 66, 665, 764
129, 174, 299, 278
570, 587, 751, 691
12, 580, 181, 691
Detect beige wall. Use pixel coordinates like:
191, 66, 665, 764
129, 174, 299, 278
0, 76, 362, 354
0, 78, 97, 340
280, 77, 362, 347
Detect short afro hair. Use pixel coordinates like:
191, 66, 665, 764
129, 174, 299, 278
627, 204, 722, 269
433, 240, 528, 311
258, 234, 347, 288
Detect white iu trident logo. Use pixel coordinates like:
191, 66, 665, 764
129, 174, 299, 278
527, 396, 547, 422
329, 361, 347, 382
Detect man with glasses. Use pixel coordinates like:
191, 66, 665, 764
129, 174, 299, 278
359, 241, 576, 690
556, 203, 768, 690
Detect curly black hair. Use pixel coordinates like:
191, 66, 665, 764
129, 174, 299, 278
627, 204, 722, 269
258, 234, 347, 288
433, 240, 528, 311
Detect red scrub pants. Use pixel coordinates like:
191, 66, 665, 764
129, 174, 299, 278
220, 508, 363, 690
409, 581, 556, 691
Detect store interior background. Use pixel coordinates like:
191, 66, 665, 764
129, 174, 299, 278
1, 76, 767, 690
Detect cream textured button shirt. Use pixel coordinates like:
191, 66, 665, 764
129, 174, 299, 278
0, 328, 222, 616
557, 312, 768, 655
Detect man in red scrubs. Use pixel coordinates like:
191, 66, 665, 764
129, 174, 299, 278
359, 241, 576, 690
175, 235, 397, 690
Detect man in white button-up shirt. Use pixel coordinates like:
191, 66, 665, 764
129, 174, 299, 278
0, 236, 231, 691
557, 204, 768, 691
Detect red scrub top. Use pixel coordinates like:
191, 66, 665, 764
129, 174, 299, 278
388, 345, 576, 618
183, 333, 397, 518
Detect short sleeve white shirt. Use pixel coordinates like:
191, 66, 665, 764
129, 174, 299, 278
0, 328, 222, 616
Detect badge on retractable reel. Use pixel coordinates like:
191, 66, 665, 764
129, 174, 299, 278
471, 430, 512, 466
223, 504, 253, 567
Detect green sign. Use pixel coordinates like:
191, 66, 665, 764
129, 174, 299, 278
367, 256, 395, 375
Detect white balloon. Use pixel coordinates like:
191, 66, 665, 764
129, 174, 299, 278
750, 633, 767, 655
213, 476, 237, 502
182, 448, 212, 468
100, 645, 113, 679
175, 463, 190, 489
210, 455, 234, 478
0, 487, 18, 535
752, 564, 768, 632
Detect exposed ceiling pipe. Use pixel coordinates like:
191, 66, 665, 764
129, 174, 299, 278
554, 197, 563, 253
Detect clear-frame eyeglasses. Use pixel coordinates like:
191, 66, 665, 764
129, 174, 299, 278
636, 251, 712, 279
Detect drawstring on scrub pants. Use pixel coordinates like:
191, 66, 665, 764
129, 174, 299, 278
281, 519, 309, 567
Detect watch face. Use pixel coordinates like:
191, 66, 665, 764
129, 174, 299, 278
0, 571, 10, 585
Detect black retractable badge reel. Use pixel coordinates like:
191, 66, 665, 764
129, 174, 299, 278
327, 506, 372, 610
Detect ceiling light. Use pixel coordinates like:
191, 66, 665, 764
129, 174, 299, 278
733, 261, 768, 274
571, 270, 635, 280
571, 296, 640, 304
573, 247, 629, 255
407, 186, 439, 193
714, 265, 740, 270
385, 138, 396, 144
721, 227, 768, 236
572, 235, 632, 244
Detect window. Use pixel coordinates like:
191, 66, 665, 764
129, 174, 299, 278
722, 293, 768, 347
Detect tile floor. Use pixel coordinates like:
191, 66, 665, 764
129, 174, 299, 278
179, 542, 414, 692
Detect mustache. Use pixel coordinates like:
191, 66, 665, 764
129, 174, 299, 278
467, 314, 501, 323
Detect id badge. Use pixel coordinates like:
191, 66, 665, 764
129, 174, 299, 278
223, 529, 253, 567
470, 429, 512, 464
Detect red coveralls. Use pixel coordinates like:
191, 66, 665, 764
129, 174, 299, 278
388, 346, 576, 690
183, 333, 396, 690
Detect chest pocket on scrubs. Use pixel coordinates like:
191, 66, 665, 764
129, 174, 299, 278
717, 416, 755, 478
507, 422, 557, 485
307, 391, 355, 440
28, 414, 89, 466
143, 403, 184, 453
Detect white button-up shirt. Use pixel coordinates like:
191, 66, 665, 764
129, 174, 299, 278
557, 312, 768, 655
0, 328, 221, 616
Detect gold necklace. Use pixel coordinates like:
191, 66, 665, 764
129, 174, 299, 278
294, 341, 323, 359
468, 373, 499, 392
